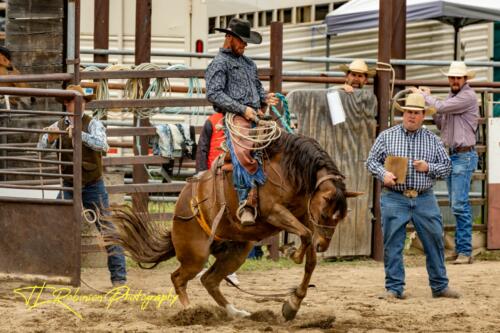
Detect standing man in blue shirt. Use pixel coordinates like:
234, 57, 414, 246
366, 93, 459, 300
205, 18, 278, 226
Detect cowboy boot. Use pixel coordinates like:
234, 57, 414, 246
239, 207, 256, 226
238, 188, 258, 226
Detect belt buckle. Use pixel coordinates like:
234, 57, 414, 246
403, 189, 418, 198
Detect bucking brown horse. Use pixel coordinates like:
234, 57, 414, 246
105, 131, 360, 320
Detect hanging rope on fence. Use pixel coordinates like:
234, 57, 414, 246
83, 64, 131, 119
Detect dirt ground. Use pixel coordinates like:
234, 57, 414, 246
1, 255, 500, 333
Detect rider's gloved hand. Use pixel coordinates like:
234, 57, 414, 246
243, 106, 258, 122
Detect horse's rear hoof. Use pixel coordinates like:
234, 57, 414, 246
282, 301, 298, 321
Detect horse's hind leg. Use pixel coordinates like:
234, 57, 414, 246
170, 220, 210, 307
171, 257, 206, 307
201, 241, 254, 317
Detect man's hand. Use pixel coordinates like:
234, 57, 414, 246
265, 93, 279, 106
383, 171, 397, 187
67, 125, 73, 139
44, 126, 59, 144
409, 86, 420, 94
419, 86, 431, 94
243, 107, 257, 121
413, 160, 429, 172
342, 84, 354, 93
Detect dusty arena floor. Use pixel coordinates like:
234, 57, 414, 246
1, 254, 500, 333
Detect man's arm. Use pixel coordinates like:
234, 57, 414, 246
82, 119, 108, 152
365, 135, 388, 182
37, 120, 60, 149
205, 62, 246, 115
422, 89, 476, 115
427, 137, 452, 179
195, 120, 213, 172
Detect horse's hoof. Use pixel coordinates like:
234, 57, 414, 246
226, 304, 251, 318
282, 301, 298, 321
291, 253, 304, 265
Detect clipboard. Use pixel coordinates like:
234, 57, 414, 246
384, 156, 408, 184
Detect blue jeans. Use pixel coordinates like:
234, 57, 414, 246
447, 151, 478, 256
381, 189, 448, 296
59, 179, 127, 283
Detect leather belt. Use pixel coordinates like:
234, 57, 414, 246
386, 188, 429, 198
449, 145, 474, 154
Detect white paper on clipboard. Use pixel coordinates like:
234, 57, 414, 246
327, 90, 346, 126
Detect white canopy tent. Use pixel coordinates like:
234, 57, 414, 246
325, 0, 500, 59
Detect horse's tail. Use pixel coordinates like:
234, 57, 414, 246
102, 205, 175, 267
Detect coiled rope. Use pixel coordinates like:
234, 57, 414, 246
224, 113, 282, 151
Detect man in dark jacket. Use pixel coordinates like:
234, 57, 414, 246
205, 18, 278, 225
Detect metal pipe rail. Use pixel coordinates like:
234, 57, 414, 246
0, 73, 72, 84
0, 146, 73, 153
0, 171, 73, 178
79, 68, 271, 80
0, 184, 73, 191
0, 109, 73, 116
80, 48, 500, 68
0, 127, 67, 135
0, 157, 72, 166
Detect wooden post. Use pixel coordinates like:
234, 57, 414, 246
93, 0, 110, 64
372, 0, 393, 262
269, 22, 283, 94
74, 0, 80, 84
132, 0, 152, 210
391, 0, 406, 82
266, 21, 283, 260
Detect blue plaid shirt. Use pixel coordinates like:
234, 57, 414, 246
366, 124, 451, 192
205, 48, 267, 115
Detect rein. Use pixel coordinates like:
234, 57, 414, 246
307, 174, 344, 239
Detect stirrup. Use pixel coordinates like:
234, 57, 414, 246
236, 202, 257, 222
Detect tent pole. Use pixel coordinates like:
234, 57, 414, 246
326, 34, 331, 88
454, 23, 460, 60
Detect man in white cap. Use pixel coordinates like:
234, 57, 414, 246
411, 61, 479, 265
339, 59, 376, 93
366, 93, 460, 300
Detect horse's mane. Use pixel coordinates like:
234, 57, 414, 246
266, 132, 348, 219
267, 132, 346, 194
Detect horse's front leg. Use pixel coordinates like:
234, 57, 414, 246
290, 239, 309, 264
282, 244, 317, 321
266, 204, 313, 261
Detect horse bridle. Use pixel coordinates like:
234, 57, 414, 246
307, 174, 344, 239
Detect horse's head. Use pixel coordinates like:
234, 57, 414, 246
308, 174, 363, 253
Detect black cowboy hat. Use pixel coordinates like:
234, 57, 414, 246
215, 18, 262, 44
0, 45, 12, 61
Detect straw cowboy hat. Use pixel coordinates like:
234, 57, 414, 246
215, 18, 262, 44
56, 85, 95, 104
395, 92, 436, 116
440, 61, 476, 79
339, 59, 376, 77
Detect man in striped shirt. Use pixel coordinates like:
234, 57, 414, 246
366, 93, 459, 300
